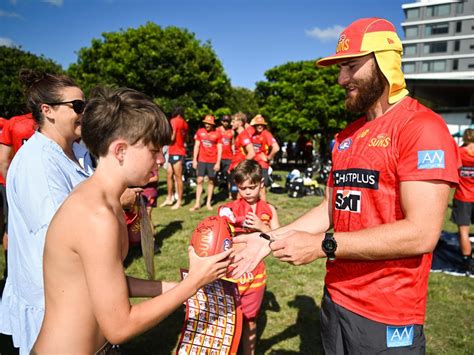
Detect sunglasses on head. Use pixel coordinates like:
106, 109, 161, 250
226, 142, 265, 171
45, 99, 86, 114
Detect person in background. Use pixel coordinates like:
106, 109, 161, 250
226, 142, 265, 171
161, 107, 188, 209
217, 115, 234, 199
0, 112, 37, 291
451, 128, 474, 276
0, 69, 94, 355
231, 18, 460, 353
250, 115, 280, 201
229, 112, 255, 199
31, 87, 231, 354
218, 159, 279, 355
190, 115, 222, 211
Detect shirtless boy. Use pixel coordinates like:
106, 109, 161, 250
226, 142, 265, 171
32, 88, 231, 354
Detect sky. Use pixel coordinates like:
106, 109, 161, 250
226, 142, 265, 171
1, 0, 409, 90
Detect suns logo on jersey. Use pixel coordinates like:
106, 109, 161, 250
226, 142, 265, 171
260, 214, 271, 224
368, 134, 391, 148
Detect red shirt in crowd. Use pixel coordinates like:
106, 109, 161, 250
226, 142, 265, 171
229, 130, 252, 172
194, 127, 221, 163
327, 97, 459, 325
217, 126, 234, 160
454, 145, 474, 202
0, 113, 37, 154
168, 115, 188, 156
252, 130, 276, 169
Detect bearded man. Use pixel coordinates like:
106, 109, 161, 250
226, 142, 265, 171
231, 18, 460, 353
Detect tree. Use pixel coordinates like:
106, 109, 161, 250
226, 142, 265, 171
255, 60, 355, 143
226, 86, 259, 118
68, 22, 231, 122
0, 46, 63, 117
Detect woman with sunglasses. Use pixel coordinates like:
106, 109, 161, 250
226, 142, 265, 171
0, 69, 94, 355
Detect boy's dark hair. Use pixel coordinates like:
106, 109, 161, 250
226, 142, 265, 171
19, 68, 78, 126
233, 160, 262, 185
171, 106, 185, 118
82, 87, 172, 158
463, 128, 474, 144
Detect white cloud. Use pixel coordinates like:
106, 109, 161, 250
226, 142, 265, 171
0, 37, 15, 47
305, 25, 344, 42
0, 9, 22, 18
42, 0, 63, 6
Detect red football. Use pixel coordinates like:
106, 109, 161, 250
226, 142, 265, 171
190, 215, 233, 257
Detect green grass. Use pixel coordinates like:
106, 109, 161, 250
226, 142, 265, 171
1, 173, 473, 354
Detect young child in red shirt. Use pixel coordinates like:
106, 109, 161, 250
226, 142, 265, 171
218, 159, 280, 354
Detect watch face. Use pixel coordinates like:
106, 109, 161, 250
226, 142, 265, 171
322, 238, 336, 252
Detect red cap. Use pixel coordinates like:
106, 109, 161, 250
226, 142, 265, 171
316, 18, 403, 67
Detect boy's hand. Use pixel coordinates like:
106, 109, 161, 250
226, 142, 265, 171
243, 212, 265, 231
187, 246, 232, 289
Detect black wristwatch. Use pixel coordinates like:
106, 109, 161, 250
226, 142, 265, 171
322, 232, 337, 261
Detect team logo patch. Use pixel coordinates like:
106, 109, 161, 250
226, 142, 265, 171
333, 169, 379, 190
368, 134, 391, 148
335, 190, 361, 213
356, 129, 369, 139
223, 238, 232, 251
338, 138, 352, 151
386, 325, 414, 348
417, 150, 445, 169
336, 34, 350, 53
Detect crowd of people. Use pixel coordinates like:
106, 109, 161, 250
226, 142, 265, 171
0, 16, 471, 355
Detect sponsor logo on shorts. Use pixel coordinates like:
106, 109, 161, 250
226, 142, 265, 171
335, 190, 361, 213
338, 138, 352, 151
333, 169, 379, 190
368, 134, 391, 148
386, 325, 414, 347
417, 150, 445, 169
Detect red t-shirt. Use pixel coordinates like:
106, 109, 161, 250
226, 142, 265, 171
0, 118, 7, 185
327, 97, 459, 325
0, 113, 36, 154
454, 145, 474, 202
194, 127, 221, 163
229, 130, 252, 172
252, 130, 276, 169
168, 116, 188, 156
217, 126, 234, 160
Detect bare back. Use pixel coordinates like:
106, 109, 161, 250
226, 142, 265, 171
33, 178, 129, 353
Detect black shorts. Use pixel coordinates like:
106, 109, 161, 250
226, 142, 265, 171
169, 154, 185, 165
197, 162, 216, 179
220, 159, 231, 177
321, 289, 425, 354
451, 198, 474, 226
262, 168, 270, 187
0, 184, 7, 228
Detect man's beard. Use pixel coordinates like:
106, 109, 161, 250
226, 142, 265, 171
345, 63, 386, 113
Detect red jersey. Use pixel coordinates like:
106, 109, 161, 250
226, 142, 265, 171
229, 130, 252, 172
194, 127, 221, 163
0, 113, 36, 154
217, 126, 234, 160
0, 118, 7, 185
218, 198, 272, 292
454, 145, 474, 202
168, 116, 188, 156
327, 97, 459, 325
252, 130, 276, 169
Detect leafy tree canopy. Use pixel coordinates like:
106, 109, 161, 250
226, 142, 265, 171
255, 60, 355, 142
68, 22, 231, 122
0, 46, 63, 117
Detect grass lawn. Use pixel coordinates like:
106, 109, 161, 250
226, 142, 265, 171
1, 171, 473, 354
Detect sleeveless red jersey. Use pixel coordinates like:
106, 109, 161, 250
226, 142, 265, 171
327, 97, 459, 325
168, 116, 188, 156
194, 128, 222, 163
454, 145, 474, 202
217, 126, 234, 160
252, 130, 276, 169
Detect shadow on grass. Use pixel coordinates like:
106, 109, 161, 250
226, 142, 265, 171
123, 220, 184, 268
257, 294, 322, 354
120, 305, 185, 354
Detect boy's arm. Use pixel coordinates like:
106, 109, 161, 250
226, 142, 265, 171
78, 211, 231, 345
126, 277, 177, 297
